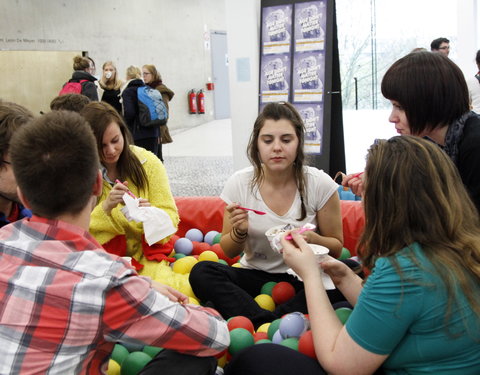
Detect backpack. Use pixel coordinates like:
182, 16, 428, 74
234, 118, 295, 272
136, 86, 168, 128
59, 79, 88, 95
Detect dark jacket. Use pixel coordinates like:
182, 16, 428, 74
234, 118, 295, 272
122, 79, 159, 141
70, 71, 99, 101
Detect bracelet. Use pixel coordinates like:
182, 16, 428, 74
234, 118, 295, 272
232, 227, 248, 239
231, 228, 248, 244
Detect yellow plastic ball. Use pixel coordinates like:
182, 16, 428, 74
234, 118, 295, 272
172, 256, 198, 274
217, 352, 228, 368
254, 294, 275, 311
231, 263, 243, 268
198, 250, 219, 262
189, 296, 200, 305
106, 359, 121, 375
256, 322, 271, 333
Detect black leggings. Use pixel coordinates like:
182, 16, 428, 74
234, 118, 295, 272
139, 349, 216, 375
224, 343, 327, 375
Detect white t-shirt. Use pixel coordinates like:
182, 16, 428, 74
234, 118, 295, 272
220, 166, 338, 273
467, 75, 480, 113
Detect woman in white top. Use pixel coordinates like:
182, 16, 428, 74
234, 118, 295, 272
189, 101, 344, 327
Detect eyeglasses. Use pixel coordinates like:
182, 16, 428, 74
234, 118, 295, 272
438, 46, 450, 50
142, 72, 151, 76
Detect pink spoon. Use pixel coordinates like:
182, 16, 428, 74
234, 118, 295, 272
238, 206, 266, 215
285, 224, 316, 240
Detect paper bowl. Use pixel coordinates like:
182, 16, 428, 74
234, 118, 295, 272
310, 244, 329, 263
265, 225, 290, 252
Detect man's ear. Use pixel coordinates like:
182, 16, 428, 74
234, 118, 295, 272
93, 170, 102, 197
17, 186, 31, 209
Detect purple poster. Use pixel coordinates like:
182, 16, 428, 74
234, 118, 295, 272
260, 54, 291, 103
292, 51, 324, 102
294, 1, 326, 52
262, 5, 293, 54
297, 103, 323, 154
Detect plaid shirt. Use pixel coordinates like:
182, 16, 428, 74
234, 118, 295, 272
0, 216, 229, 374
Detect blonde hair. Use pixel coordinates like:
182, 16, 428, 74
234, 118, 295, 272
126, 65, 142, 80
99, 61, 123, 90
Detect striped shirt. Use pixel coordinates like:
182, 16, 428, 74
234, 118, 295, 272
0, 216, 229, 374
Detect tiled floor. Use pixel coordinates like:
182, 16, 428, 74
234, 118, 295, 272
163, 110, 397, 196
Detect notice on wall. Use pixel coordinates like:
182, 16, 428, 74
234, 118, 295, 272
262, 5, 293, 55
260, 53, 291, 103
292, 51, 324, 102
296, 103, 323, 154
294, 1, 326, 52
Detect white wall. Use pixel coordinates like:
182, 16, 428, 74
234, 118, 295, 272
225, 0, 261, 171
0, 0, 226, 130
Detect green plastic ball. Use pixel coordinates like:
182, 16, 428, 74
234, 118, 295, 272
212, 233, 222, 244
255, 339, 272, 345
281, 337, 299, 351
173, 253, 186, 260
218, 259, 228, 266
142, 345, 163, 358
339, 247, 351, 260
120, 351, 152, 375
335, 307, 353, 324
260, 281, 277, 296
267, 318, 282, 340
111, 344, 129, 366
228, 328, 254, 355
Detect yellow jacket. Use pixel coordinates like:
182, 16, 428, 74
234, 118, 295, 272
90, 145, 179, 263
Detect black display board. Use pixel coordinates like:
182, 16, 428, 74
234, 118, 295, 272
259, 0, 345, 176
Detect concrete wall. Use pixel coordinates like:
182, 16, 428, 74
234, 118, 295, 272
0, 0, 226, 130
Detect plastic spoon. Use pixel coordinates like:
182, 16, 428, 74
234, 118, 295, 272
238, 206, 267, 215
285, 223, 316, 240
115, 179, 137, 199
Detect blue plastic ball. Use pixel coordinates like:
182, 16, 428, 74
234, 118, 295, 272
279, 312, 308, 338
272, 329, 284, 344
174, 238, 193, 255
185, 228, 204, 242
204, 230, 220, 245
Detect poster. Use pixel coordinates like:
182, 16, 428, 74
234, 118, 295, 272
292, 51, 324, 102
260, 53, 291, 103
262, 5, 293, 54
296, 103, 323, 154
294, 1, 326, 52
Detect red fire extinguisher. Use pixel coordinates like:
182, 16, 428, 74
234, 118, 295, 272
188, 89, 197, 114
197, 89, 205, 114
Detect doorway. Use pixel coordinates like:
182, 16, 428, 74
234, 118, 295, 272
210, 31, 230, 119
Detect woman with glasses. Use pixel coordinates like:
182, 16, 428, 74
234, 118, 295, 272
344, 51, 480, 213
225, 136, 480, 375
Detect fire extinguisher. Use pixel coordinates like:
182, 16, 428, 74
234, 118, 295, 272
188, 89, 197, 114
197, 89, 205, 114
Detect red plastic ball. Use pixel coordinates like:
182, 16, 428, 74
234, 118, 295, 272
227, 316, 254, 333
210, 243, 227, 260
253, 331, 269, 342
170, 234, 180, 245
271, 282, 296, 304
298, 330, 316, 359
191, 241, 211, 256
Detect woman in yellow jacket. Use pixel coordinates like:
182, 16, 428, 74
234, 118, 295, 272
80, 101, 179, 278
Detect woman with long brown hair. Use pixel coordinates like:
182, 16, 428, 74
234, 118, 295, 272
81, 101, 179, 273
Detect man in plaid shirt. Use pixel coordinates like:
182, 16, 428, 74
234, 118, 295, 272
0, 110, 229, 374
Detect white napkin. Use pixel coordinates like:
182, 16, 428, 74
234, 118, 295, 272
286, 268, 336, 290
121, 193, 176, 245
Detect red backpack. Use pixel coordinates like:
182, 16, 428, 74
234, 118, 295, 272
59, 79, 88, 95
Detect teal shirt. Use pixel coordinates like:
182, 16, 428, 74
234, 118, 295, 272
346, 243, 480, 374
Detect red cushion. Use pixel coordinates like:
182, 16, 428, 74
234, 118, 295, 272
174, 196, 226, 237
173, 197, 365, 255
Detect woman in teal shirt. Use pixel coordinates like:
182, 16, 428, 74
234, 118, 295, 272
225, 136, 480, 375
